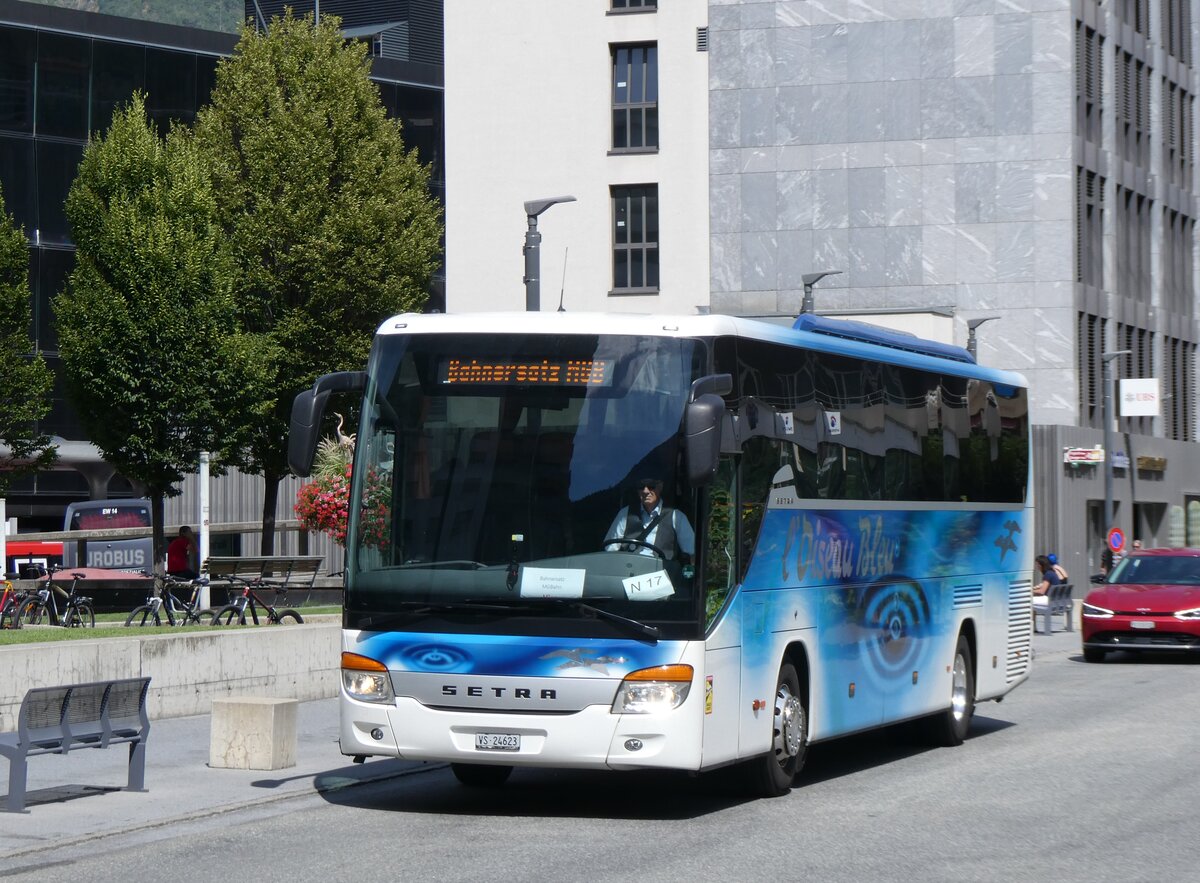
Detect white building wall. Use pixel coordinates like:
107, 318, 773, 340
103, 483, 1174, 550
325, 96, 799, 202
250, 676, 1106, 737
444, 0, 710, 315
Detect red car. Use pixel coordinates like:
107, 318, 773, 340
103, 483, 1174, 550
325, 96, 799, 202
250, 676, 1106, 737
1082, 548, 1200, 662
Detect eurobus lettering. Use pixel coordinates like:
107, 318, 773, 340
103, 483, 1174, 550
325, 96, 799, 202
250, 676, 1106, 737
289, 312, 1033, 796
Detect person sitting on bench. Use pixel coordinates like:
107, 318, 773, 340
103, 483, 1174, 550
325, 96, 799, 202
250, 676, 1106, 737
1034, 554, 1062, 607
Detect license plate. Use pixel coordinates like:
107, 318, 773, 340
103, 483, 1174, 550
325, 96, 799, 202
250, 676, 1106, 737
475, 733, 520, 751
1130, 620, 1156, 630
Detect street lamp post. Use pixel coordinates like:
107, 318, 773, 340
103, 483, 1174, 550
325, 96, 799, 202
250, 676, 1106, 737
966, 316, 1000, 361
523, 196, 576, 312
1102, 349, 1132, 532
799, 270, 843, 314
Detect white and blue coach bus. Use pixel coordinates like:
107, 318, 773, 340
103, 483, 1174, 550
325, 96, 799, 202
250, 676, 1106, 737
289, 312, 1033, 796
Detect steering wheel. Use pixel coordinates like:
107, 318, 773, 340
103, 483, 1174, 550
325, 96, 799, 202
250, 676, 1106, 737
602, 537, 666, 561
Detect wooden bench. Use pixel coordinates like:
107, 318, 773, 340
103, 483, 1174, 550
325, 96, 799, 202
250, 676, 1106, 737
1033, 583, 1074, 635
204, 556, 323, 603
0, 677, 151, 813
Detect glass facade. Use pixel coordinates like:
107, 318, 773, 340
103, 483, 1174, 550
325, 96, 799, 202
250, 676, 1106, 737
0, 10, 445, 493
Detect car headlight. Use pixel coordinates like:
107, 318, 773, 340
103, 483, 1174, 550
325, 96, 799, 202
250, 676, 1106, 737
342, 651, 395, 703
611, 664, 693, 714
1174, 607, 1200, 621
1082, 602, 1114, 619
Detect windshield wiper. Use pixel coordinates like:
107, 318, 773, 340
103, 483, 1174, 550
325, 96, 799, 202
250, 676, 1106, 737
356, 600, 525, 630
533, 600, 660, 642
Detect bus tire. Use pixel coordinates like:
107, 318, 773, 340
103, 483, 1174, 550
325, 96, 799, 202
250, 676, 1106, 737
745, 661, 807, 798
925, 633, 975, 747
451, 763, 513, 788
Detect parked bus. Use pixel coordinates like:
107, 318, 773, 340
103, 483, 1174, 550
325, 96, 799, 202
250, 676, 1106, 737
289, 312, 1033, 795
62, 499, 153, 572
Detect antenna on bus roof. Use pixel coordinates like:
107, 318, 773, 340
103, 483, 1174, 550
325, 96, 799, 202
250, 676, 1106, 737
557, 247, 569, 312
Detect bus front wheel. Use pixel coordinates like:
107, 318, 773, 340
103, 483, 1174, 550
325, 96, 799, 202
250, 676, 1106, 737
925, 633, 975, 746
745, 661, 807, 798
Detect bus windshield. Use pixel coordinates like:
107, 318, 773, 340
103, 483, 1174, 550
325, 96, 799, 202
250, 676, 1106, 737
346, 333, 706, 637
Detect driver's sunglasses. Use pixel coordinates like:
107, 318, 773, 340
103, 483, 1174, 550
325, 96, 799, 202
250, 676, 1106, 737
639, 484, 658, 491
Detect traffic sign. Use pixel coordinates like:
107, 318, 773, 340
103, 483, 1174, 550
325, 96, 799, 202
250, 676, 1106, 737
1107, 527, 1125, 553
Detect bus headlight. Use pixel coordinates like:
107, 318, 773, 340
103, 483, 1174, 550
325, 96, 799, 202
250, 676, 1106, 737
1082, 602, 1114, 619
611, 664, 693, 714
341, 652, 395, 703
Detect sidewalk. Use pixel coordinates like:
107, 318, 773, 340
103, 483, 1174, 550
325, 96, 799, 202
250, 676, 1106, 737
0, 696, 433, 862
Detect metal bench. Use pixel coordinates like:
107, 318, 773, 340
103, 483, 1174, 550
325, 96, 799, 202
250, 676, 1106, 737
204, 556, 323, 586
204, 556, 323, 603
0, 677, 151, 813
1033, 582, 1074, 635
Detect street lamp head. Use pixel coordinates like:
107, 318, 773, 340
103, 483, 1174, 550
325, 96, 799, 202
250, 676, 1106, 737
799, 270, 843, 314
524, 195, 577, 219
1102, 349, 1132, 364
965, 315, 1001, 360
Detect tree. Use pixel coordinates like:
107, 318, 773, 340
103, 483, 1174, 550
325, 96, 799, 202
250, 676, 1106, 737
56, 94, 270, 566
0, 184, 56, 492
194, 11, 442, 554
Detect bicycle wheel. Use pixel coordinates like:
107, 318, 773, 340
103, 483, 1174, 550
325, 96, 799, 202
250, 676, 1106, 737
272, 609, 303, 625
125, 605, 162, 627
211, 605, 246, 625
17, 597, 48, 626
0, 599, 22, 629
184, 608, 216, 626
64, 602, 95, 628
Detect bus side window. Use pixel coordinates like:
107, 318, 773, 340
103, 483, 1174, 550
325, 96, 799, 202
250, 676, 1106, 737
739, 436, 779, 579
703, 458, 737, 627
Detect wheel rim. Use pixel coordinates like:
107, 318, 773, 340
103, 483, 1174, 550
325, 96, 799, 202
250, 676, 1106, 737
950, 652, 969, 722
774, 682, 805, 762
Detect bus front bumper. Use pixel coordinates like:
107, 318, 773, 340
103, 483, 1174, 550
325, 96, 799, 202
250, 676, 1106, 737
340, 696, 703, 771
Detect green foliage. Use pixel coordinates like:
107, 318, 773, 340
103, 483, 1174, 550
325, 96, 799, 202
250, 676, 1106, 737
55, 93, 270, 559
194, 11, 443, 490
0, 183, 56, 492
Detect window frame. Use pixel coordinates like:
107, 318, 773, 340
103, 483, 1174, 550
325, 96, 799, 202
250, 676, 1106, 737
610, 184, 660, 295
610, 43, 658, 153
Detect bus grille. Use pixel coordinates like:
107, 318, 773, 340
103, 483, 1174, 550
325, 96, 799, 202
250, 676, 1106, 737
953, 584, 983, 608
1007, 580, 1033, 683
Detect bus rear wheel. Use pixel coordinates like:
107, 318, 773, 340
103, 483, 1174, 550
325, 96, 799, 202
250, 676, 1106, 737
924, 633, 975, 746
451, 763, 513, 788
745, 661, 807, 798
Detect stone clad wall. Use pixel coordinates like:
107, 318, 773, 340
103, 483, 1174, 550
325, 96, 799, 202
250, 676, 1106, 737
0, 621, 340, 730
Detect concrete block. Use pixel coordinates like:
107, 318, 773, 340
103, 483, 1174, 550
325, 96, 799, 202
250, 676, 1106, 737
209, 697, 298, 770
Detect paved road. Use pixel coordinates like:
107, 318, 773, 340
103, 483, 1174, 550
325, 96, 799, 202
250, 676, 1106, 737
4, 630, 1198, 882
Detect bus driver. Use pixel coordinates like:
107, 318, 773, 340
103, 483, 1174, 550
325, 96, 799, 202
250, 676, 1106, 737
604, 477, 695, 564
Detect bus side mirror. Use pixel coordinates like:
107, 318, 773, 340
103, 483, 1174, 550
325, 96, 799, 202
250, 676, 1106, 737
685, 394, 726, 487
288, 371, 367, 477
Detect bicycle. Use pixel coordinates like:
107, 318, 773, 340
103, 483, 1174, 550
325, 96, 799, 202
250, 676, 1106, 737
210, 574, 303, 625
16, 568, 95, 628
124, 574, 215, 627
0, 578, 27, 629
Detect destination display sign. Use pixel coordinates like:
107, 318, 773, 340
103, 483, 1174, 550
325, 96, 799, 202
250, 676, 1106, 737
439, 357, 614, 387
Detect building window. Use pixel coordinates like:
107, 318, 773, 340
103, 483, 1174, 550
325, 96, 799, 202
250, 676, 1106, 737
1077, 312, 1106, 429
1075, 22, 1103, 145
611, 0, 656, 10
1162, 0, 1193, 65
1075, 167, 1104, 288
612, 44, 657, 151
611, 184, 659, 293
